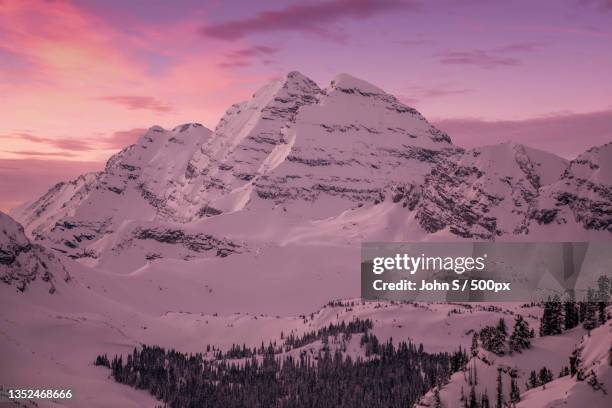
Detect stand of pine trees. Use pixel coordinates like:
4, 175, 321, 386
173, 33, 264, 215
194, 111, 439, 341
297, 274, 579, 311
97, 334, 460, 408
219, 318, 374, 359
540, 276, 610, 336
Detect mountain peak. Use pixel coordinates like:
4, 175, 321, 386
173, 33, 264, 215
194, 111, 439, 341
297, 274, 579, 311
285, 70, 311, 82
330, 73, 386, 95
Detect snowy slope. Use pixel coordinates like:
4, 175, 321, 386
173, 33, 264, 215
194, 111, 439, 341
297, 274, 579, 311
516, 320, 611, 407
415, 317, 611, 408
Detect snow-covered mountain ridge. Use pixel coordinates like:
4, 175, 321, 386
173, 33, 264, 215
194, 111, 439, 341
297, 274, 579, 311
9, 72, 612, 269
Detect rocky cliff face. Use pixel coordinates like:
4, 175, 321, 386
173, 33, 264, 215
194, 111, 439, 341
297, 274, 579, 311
0, 211, 70, 293
534, 142, 612, 232
415, 142, 569, 239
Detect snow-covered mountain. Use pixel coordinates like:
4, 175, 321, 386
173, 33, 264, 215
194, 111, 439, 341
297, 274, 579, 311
2, 71, 611, 407
10, 72, 611, 270
0, 211, 70, 293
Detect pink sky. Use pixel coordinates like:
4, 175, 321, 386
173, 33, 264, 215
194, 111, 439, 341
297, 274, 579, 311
1, 0, 611, 211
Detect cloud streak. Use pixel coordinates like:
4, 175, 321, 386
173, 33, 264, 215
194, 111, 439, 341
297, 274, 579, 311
434, 110, 612, 159
201, 0, 416, 40
96, 96, 173, 113
398, 86, 471, 105
436, 42, 544, 69
578, 0, 612, 12
218, 45, 279, 68
437, 50, 520, 68
12, 133, 95, 151
3, 128, 147, 154
2, 150, 79, 158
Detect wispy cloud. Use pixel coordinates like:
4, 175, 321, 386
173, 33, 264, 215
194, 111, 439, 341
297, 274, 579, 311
201, 0, 417, 40
436, 42, 544, 69
437, 50, 520, 68
396, 38, 432, 46
434, 110, 612, 159
218, 45, 279, 68
578, 0, 612, 12
398, 86, 471, 105
2, 150, 79, 158
12, 132, 95, 151
3, 128, 147, 154
96, 96, 173, 113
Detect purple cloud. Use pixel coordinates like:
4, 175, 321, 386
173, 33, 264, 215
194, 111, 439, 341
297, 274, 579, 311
96, 95, 173, 113
436, 42, 544, 69
398, 86, 471, 106
437, 50, 520, 68
495, 42, 544, 52
433, 110, 612, 159
4, 128, 147, 154
578, 0, 612, 11
201, 0, 417, 40
12, 133, 94, 151
219, 45, 279, 68
396, 38, 432, 46
2, 150, 79, 158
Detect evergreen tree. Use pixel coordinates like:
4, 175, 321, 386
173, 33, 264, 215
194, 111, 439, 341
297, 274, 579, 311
578, 301, 588, 322
527, 370, 539, 389
480, 389, 490, 408
570, 348, 584, 379
480, 326, 505, 355
509, 314, 532, 353
497, 318, 507, 337
582, 303, 598, 331
94, 354, 110, 368
540, 295, 563, 336
563, 298, 579, 330
597, 301, 607, 325
538, 367, 553, 387
469, 386, 478, 408
471, 332, 479, 357
509, 376, 520, 404
596, 275, 610, 302
495, 369, 503, 408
